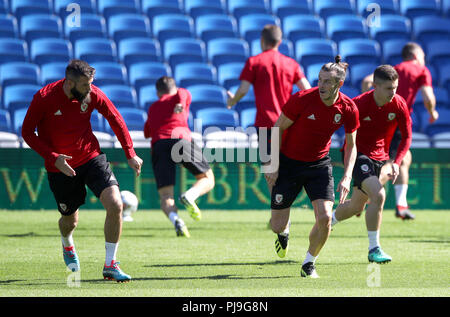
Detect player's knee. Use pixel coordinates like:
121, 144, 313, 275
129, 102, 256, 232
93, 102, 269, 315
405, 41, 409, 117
370, 190, 386, 208
106, 196, 123, 217
317, 213, 332, 231
270, 217, 287, 234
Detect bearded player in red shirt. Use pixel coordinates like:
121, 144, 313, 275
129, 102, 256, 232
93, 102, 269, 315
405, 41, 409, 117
362, 43, 438, 220
266, 56, 360, 278
22, 60, 143, 282
331, 65, 412, 264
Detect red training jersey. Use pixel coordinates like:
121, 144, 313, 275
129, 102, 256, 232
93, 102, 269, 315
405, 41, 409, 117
239, 49, 305, 128
394, 60, 433, 113
144, 88, 192, 146
22, 79, 136, 172
281, 87, 360, 162
352, 90, 412, 165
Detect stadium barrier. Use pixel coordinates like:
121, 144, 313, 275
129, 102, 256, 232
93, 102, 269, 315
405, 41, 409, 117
0, 148, 449, 210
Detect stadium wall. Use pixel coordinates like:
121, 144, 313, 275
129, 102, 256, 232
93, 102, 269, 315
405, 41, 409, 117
0, 148, 449, 210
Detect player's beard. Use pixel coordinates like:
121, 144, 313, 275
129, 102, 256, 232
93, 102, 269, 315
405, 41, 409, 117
71, 86, 91, 106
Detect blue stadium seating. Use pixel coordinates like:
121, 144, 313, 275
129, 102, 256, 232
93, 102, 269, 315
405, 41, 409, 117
90, 109, 104, 132
440, 64, 450, 97
3, 84, 40, 112
305, 63, 323, 87
163, 37, 206, 70
239, 107, 256, 129
413, 16, 450, 47
295, 38, 337, 68
0, 0, 8, 14
185, 0, 225, 18
30, 38, 72, 65
207, 38, 249, 68
118, 38, 161, 68
370, 15, 411, 44
54, 0, 96, 18
350, 63, 378, 90
97, 0, 140, 20
443, 0, 450, 17
399, 0, 440, 19
227, 0, 269, 20
141, 0, 183, 19
414, 87, 450, 111
382, 39, 409, 65
357, 0, 399, 18
0, 62, 40, 88
187, 84, 228, 115
282, 14, 325, 42
139, 85, 158, 111
314, 0, 355, 20
0, 38, 28, 65
20, 14, 63, 43
0, 14, 18, 38
195, 14, 238, 43
107, 14, 151, 43
64, 14, 107, 43
340, 86, 360, 99
422, 109, 450, 136
426, 40, 450, 68
326, 14, 368, 42
217, 62, 244, 89
91, 62, 127, 86
152, 14, 195, 46
10, 0, 52, 21
339, 38, 381, 65
229, 84, 255, 112
13, 107, 27, 134
196, 107, 239, 130
40, 62, 66, 85
74, 38, 116, 64
105, 107, 147, 133
239, 13, 281, 43
271, 0, 312, 19
0, 109, 12, 132
128, 62, 171, 92
99, 85, 138, 108
175, 62, 217, 87
251, 38, 293, 57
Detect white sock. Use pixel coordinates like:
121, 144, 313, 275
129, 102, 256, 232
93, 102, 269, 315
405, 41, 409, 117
368, 230, 380, 251
303, 251, 317, 265
105, 242, 118, 266
331, 210, 339, 226
61, 234, 74, 248
184, 187, 201, 202
168, 211, 179, 225
394, 184, 408, 207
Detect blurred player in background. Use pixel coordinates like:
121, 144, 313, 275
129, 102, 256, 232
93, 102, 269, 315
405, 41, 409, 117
362, 42, 438, 220
265, 56, 359, 278
332, 65, 412, 263
144, 76, 215, 238
21, 59, 143, 282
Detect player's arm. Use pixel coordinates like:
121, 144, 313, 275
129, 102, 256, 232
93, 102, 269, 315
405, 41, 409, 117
338, 131, 357, 203
391, 105, 413, 182
226, 80, 251, 109
420, 85, 438, 123
361, 73, 374, 92
295, 77, 311, 90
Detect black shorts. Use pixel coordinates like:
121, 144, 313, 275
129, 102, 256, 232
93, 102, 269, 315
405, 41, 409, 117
351, 153, 386, 192
256, 127, 272, 163
152, 138, 210, 189
271, 153, 335, 210
47, 153, 119, 216
389, 128, 401, 159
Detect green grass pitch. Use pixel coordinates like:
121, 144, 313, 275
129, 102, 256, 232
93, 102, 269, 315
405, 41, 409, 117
0, 209, 449, 297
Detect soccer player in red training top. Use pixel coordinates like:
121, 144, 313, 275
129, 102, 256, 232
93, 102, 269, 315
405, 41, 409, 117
265, 56, 360, 278
144, 76, 215, 237
362, 42, 438, 220
331, 65, 412, 263
21, 60, 143, 282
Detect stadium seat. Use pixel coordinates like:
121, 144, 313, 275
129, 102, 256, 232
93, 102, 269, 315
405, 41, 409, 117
97, 0, 140, 20
305, 63, 323, 87
0, 38, 28, 65
271, 0, 312, 19
314, 0, 355, 19
0, 109, 12, 132
107, 14, 151, 43
409, 132, 430, 148
10, 0, 52, 21
207, 38, 249, 68
444, 0, 450, 17
357, 0, 399, 18
163, 37, 206, 70
175, 62, 217, 87
431, 132, 450, 148
217, 62, 244, 89
20, 14, 63, 43
0, 62, 40, 88
251, 38, 293, 57
238, 13, 281, 43
295, 38, 337, 69
227, 0, 269, 20
370, 15, 411, 45
91, 62, 127, 86
152, 14, 195, 46
412, 16, 450, 47
187, 84, 228, 115
195, 14, 238, 44
12, 107, 28, 134
3, 84, 40, 112
74, 38, 116, 64
139, 85, 158, 111
423, 109, 450, 136
64, 13, 107, 43
128, 62, 171, 92
141, 0, 183, 19
440, 64, 450, 98
203, 129, 249, 148
105, 108, 147, 134
90, 109, 104, 132
426, 40, 450, 69
229, 84, 255, 112
282, 14, 325, 43
339, 39, 381, 65
30, 38, 72, 65
340, 86, 360, 99
399, 0, 440, 20
184, 0, 225, 18
41, 62, 66, 85
382, 39, 409, 65
118, 38, 161, 68
0, 131, 20, 148
414, 87, 450, 111
196, 107, 239, 131
0, 14, 18, 38
99, 85, 138, 109
54, 0, 96, 18
350, 63, 378, 90
411, 111, 421, 132
239, 107, 256, 129
0, 0, 7, 14
326, 14, 368, 43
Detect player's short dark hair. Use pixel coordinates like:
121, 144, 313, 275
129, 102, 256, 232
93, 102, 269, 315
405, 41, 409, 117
401, 42, 422, 61
321, 55, 349, 82
65, 59, 95, 81
373, 64, 399, 83
261, 24, 282, 47
156, 76, 176, 94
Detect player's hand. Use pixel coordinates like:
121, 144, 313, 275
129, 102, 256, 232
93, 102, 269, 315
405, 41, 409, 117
128, 155, 143, 176
55, 154, 76, 177
337, 175, 351, 204
429, 110, 439, 123
265, 170, 279, 188
226, 91, 235, 109
388, 162, 400, 184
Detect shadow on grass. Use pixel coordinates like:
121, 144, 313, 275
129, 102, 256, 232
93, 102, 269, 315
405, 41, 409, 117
144, 260, 298, 268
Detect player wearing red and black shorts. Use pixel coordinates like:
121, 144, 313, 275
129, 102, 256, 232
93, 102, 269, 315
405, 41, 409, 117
144, 76, 214, 237
332, 65, 412, 264
265, 56, 359, 278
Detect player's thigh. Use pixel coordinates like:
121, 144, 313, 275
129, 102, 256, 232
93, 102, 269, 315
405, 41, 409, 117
84, 153, 119, 198
379, 161, 393, 185
99, 184, 122, 213
347, 186, 369, 211
47, 171, 86, 216
304, 164, 335, 203
180, 139, 211, 177
152, 140, 177, 189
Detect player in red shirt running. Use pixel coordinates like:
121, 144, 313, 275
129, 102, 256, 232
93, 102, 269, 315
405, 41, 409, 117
265, 56, 359, 278
144, 76, 215, 237
332, 65, 412, 263
362, 43, 438, 220
22, 60, 143, 282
